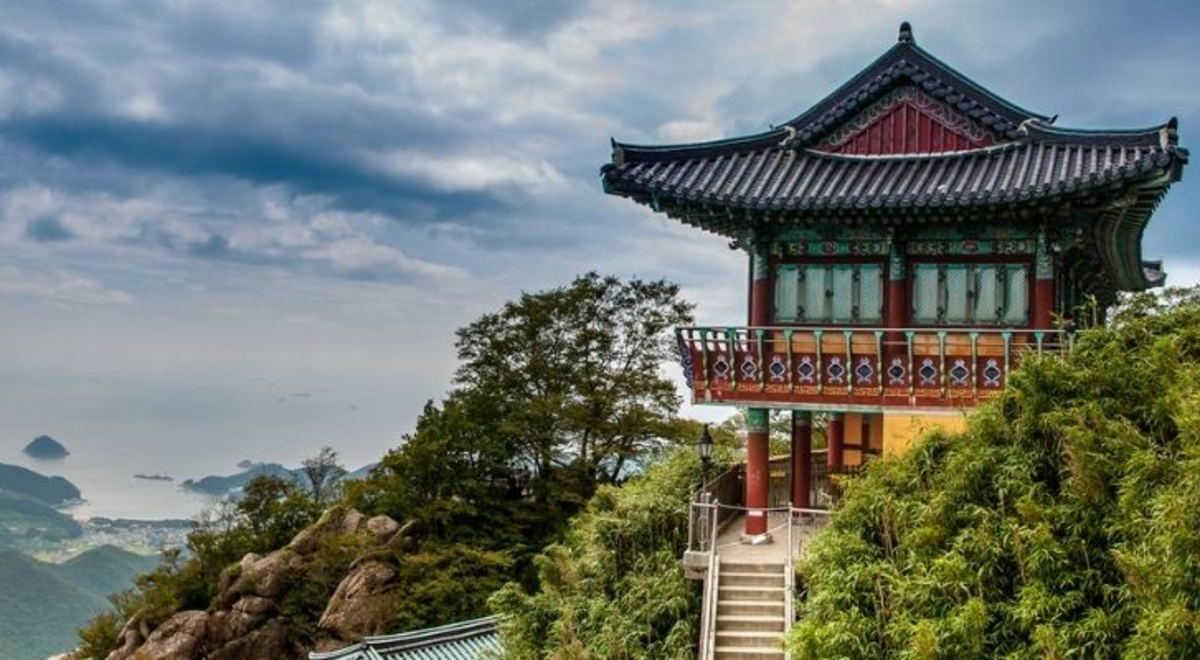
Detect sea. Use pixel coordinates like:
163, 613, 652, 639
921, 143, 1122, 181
0, 374, 428, 521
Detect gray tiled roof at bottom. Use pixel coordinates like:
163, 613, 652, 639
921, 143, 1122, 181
606, 139, 1178, 213
310, 617, 500, 660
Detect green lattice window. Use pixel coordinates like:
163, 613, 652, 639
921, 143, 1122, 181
775, 263, 883, 324
911, 262, 1029, 325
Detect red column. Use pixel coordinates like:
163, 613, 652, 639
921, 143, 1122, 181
827, 413, 844, 469
1033, 230, 1054, 329
885, 240, 907, 375
750, 243, 772, 327
1033, 280, 1054, 329
744, 407, 770, 536
791, 411, 812, 509
861, 415, 872, 454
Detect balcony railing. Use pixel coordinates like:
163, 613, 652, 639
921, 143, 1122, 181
677, 325, 1070, 409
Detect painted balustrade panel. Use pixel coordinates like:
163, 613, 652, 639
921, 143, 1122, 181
678, 326, 1067, 409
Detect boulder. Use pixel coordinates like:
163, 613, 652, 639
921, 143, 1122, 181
127, 611, 208, 660
318, 560, 397, 641
365, 515, 400, 542
231, 549, 302, 600
206, 619, 294, 660
287, 508, 363, 555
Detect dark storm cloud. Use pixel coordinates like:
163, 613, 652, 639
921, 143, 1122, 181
24, 217, 75, 242
0, 115, 510, 223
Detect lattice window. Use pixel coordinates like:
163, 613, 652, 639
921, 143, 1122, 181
975, 265, 1000, 322
1004, 264, 1029, 324
830, 267, 855, 322
775, 264, 800, 322
944, 264, 969, 322
776, 263, 885, 324
912, 262, 1030, 325
913, 264, 941, 323
857, 264, 884, 323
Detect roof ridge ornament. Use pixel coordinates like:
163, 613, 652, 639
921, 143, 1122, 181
898, 21, 915, 44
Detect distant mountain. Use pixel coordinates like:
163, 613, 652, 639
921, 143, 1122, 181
0, 489, 82, 549
58, 544, 159, 597
180, 462, 297, 496
0, 462, 80, 505
0, 546, 157, 660
181, 462, 376, 497
345, 462, 376, 481
23, 435, 69, 459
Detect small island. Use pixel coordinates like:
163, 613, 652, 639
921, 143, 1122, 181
133, 474, 173, 482
23, 435, 69, 459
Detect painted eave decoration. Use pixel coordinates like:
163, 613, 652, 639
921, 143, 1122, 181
601, 21, 1188, 293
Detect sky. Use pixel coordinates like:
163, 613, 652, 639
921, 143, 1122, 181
1, 0, 1198, 474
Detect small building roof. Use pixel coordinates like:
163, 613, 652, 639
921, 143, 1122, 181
309, 617, 501, 660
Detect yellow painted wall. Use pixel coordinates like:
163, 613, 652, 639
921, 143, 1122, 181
843, 412, 863, 466
882, 411, 969, 455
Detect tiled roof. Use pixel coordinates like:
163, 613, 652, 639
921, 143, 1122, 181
309, 617, 501, 660
600, 22, 1188, 294
605, 127, 1181, 219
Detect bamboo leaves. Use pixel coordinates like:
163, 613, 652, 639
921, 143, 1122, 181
787, 289, 1200, 658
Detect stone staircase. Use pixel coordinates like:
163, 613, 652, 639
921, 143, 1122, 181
712, 560, 787, 659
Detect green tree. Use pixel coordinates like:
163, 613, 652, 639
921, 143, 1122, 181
300, 445, 347, 506
454, 272, 694, 497
239, 474, 320, 549
491, 447, 712, 660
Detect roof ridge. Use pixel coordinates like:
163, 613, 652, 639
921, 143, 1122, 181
799, 141, 1023, 163
309, 617, 499, 659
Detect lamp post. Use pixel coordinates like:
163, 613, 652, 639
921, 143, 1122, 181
696, 423, 714, 488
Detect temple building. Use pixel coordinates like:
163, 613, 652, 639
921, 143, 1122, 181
603, 22, 1188, 542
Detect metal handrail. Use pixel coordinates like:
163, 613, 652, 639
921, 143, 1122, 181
785, 501, 795, 660
697, 499, 721, 660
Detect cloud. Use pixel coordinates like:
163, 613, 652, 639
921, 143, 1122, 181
0, 263, 134, 305
23, 216, 75, 242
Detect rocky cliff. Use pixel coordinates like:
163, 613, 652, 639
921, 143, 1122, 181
103, 508, 415, 660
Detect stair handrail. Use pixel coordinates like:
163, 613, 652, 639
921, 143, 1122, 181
697, 499, 721, 660
784, 507, 833, 658
785, 502, 795, 660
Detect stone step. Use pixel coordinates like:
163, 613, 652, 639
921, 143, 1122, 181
720, 562, 785, 575
719, 586, 785, 602
716, 630, 783, 648
715, 614, 785, 632
717, 600, 785, 617
713, 645, 786, 660
720, 572, 785, 588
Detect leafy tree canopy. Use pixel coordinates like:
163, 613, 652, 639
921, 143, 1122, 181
787, 289, 1200, 660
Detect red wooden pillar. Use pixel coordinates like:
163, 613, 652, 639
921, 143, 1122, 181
827, 413, 845, 469
791, 410, 812, 509
743, 240, 774, 537
750, 241, 772, 327
1033, 229, 1054, 329
885, 240, 908, 374
744, 407, 770, 536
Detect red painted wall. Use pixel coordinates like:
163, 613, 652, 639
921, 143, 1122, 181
819, 102, 990, 155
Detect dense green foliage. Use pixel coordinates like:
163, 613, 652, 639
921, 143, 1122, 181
77, 273, 696, 657
491, 446, 724, 659
787, 290, 1200, 659
0, 461, 80, 504
0, 546, 155, 660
